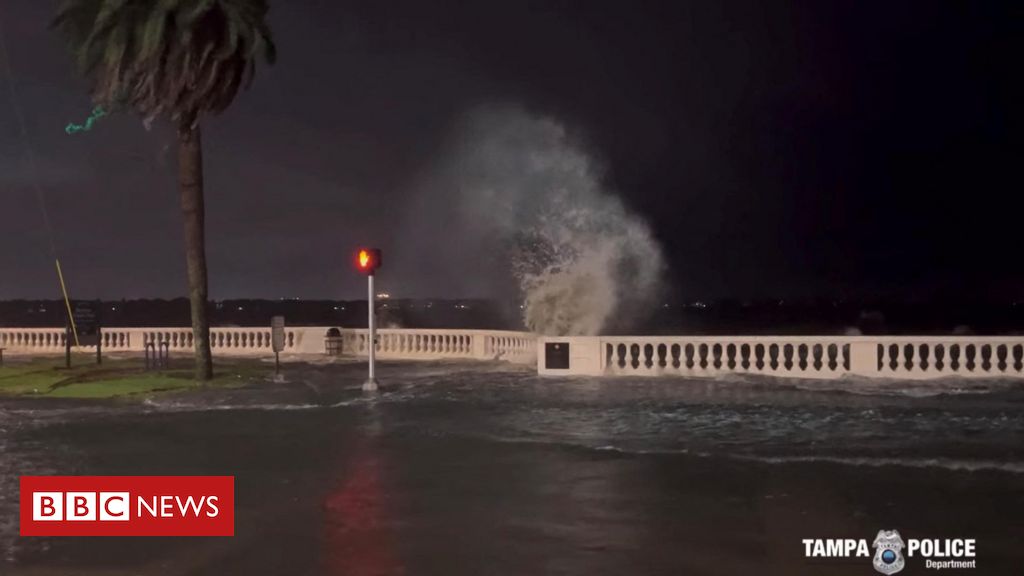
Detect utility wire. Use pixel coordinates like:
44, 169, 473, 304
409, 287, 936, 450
0, 13, 58, 257
0, 11, 80, 345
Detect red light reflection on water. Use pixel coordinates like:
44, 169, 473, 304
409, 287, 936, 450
322, 446, 404, 575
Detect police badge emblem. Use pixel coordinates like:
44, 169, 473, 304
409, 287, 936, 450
872, 530, 906, 574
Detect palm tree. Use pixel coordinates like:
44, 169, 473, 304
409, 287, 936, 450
53, 0, 276, 380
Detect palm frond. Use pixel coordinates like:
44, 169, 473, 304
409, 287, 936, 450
53, 0, 275, 125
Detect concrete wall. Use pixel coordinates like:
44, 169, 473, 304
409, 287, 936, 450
538, 335, 1024, 380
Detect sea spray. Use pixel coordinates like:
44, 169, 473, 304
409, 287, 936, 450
447, 105, 665, 335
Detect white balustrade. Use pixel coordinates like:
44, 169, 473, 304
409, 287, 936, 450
0, 326, 536, 364
7, 326, 1024, 379
869, 337, 1024, 379
598, 337, 849, 378
539, 336, 1024, 379
482, 331, 535, 363
341, 329, 536, 364
0, 328, 67, 351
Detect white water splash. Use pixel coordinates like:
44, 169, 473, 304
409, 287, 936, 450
443, 105, 665, 335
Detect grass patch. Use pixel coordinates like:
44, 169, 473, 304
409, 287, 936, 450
0, 358, 78, 394
45, 375, 198, 398
0, 356, 270, 399
0, 371, 69, 395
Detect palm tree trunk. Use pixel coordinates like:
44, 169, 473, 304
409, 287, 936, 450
178, 118, 214, 381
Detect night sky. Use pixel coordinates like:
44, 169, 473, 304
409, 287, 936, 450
0, 0, 1018, 301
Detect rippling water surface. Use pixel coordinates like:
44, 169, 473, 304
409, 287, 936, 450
4, 361, 1024, 470
2, 360, 1023, 571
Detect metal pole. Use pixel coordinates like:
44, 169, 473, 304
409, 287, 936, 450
65, 322, 71, 369
363, 273, 379, 391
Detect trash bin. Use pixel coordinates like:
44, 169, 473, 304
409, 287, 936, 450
325, 327, 343, 356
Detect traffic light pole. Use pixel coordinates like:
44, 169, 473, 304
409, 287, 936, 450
363, 272, 379, 392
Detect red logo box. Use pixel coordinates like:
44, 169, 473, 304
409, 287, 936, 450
20, 476, 234, 536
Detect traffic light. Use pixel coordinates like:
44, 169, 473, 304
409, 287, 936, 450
354, 248, 382, 275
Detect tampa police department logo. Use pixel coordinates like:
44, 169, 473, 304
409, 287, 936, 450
872, 530, 905, 574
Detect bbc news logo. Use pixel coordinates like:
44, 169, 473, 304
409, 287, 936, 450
20, 476, 233, 536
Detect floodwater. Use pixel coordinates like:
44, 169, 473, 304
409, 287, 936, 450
1, 360, 1022, 575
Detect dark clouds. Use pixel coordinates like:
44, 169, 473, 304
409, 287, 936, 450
0, 0, 1018, 301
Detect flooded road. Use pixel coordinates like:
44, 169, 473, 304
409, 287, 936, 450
2, 360, 1023, 575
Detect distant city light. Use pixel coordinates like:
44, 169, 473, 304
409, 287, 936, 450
377, 292, 391, 299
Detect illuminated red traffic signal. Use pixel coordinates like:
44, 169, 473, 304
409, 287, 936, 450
354, 248, 382, 275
